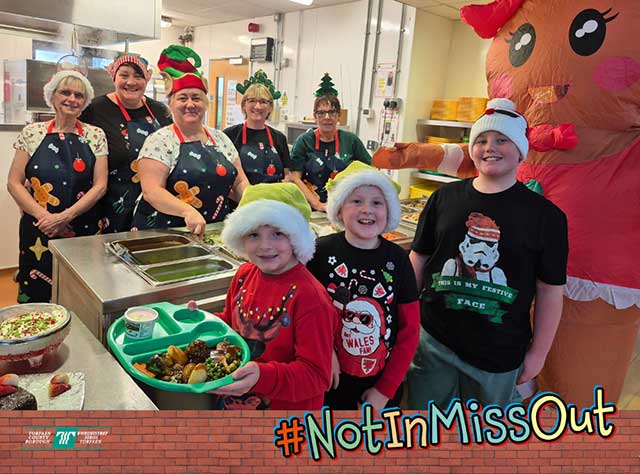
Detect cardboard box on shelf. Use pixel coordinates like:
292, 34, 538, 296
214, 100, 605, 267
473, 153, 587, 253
430, 99, 458, 121
409, 182, 440, 199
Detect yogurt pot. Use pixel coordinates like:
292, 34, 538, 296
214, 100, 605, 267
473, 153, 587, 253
124, 307, 159, 339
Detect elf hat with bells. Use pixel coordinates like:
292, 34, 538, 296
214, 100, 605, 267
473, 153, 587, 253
157, 45, 208, 95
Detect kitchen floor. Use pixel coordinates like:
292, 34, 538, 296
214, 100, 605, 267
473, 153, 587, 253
0, 268, 638, 409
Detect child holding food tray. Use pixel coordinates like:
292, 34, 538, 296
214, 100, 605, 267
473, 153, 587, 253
211, 182, 336, 410
306, 162, 420, 410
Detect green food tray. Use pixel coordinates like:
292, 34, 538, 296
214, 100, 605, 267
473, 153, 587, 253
107, 302, 250, 393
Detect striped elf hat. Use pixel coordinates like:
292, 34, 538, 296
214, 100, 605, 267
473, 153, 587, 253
157, 45, 207, 94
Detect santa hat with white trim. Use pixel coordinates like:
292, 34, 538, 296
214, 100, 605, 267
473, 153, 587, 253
326, 161, 401, 233
465, 212, 500, 242
221, 182, 316, 264
43, 69, 94, 111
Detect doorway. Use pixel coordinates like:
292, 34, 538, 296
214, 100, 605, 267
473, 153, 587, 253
208, 59, 249, 130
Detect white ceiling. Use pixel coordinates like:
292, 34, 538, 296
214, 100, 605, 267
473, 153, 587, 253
162, 0, 359, 27
403, 0, 493, 20
162, 0, 493, 27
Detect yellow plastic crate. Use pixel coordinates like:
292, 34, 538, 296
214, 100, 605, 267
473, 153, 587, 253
410, 182, 439, 199
430, 99, 458, 121
456, 97, 487, 122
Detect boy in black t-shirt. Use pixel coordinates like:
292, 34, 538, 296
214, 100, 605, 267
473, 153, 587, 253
408, 98, 568, 408
307, 162, 420, 410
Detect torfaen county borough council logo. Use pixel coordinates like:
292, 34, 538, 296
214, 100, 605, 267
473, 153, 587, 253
52, 427, 78, 449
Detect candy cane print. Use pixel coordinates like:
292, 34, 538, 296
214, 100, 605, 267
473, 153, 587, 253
348, 278, 359, 294
211, 195, 225, 220
30, 269, 53, 286
359, 270, 376, 282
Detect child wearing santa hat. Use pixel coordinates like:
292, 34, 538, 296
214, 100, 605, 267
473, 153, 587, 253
211, 182, 335, 410
307, 161, 420, 410
408, 98, 568, 408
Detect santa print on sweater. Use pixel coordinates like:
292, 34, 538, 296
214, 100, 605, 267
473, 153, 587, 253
308, 233, 419, 383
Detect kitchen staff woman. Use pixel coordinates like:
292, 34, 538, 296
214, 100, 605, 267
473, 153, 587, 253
7, 68, 108, 303
80, 53, 172, 233
131, 45, 249, 237
223, 70, 291, 184
290, 73, 371, 211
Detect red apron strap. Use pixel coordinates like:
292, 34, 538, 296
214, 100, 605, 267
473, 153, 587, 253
115, 95, 158, 122
264, 125, 275, 148
242, 122, 274, 148
172, 123, 186, 143
314, 128, 339, 154
47, 120, 83, 137
114, 94, 132, 122
203, 127, 218, 147
173, 124, 217, 146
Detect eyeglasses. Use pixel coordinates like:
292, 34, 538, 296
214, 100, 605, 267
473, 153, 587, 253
315, 109, 339, 118
343, 310, 373, 326
246, 98, 272, 106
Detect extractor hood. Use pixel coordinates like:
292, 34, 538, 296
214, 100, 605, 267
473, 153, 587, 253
0, 0, 161, 46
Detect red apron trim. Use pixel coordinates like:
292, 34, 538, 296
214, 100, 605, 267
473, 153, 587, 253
242, 122, 275, 148
173, 124, 218, 147
315, 128, 339, 155
47, 120, 83, 137
114, 95, 157, 123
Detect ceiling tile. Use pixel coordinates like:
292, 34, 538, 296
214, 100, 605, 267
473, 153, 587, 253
423, 4, 461, 20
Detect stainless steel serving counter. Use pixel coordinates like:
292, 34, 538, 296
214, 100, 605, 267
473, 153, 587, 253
49, 229, 234, 344
0, 313, 157, 410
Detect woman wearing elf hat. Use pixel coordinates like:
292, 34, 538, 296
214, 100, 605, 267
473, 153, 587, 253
290, 73, 371, 211
223, 70, 291, 185
131, 45, 250, 237
7, 67, 108, 303
80, 53, 172, 233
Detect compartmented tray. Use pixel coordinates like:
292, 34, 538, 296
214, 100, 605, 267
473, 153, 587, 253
106, 233, 241, 286
107, 302, 250, 393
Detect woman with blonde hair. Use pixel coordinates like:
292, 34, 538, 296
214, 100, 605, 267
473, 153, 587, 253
131, 45, 249, 237
8, 68, 108, 302
223, 70, 291, 184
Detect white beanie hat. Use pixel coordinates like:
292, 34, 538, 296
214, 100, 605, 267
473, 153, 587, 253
468, 98, 529, 161
43, 70, 95, 112
221, 182, 316, 264
326, 161, 401, 233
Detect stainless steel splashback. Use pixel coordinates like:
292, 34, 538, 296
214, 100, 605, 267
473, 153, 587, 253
0, 0, 161, 45
3, 59, 113, 121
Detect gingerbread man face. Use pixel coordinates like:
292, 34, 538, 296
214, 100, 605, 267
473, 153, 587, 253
173, 180, 203, 208
30, 177, 60, 209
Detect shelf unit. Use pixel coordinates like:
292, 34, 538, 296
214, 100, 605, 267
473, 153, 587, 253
411, 171, 459, 183
416, 119, 474, 128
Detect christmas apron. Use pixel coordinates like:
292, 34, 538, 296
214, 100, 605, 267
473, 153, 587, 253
102, 96, 161, 233
18, 121, 99, 303
239, 122, 283, 184
131, 124, 237, 230
302, 129, 347, 202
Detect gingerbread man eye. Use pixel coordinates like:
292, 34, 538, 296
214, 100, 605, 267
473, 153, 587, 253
569, 8, 619, 57
506, 23, 536, 68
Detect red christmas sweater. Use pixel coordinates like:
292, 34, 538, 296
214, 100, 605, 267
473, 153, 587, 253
218, 262, 336, 409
